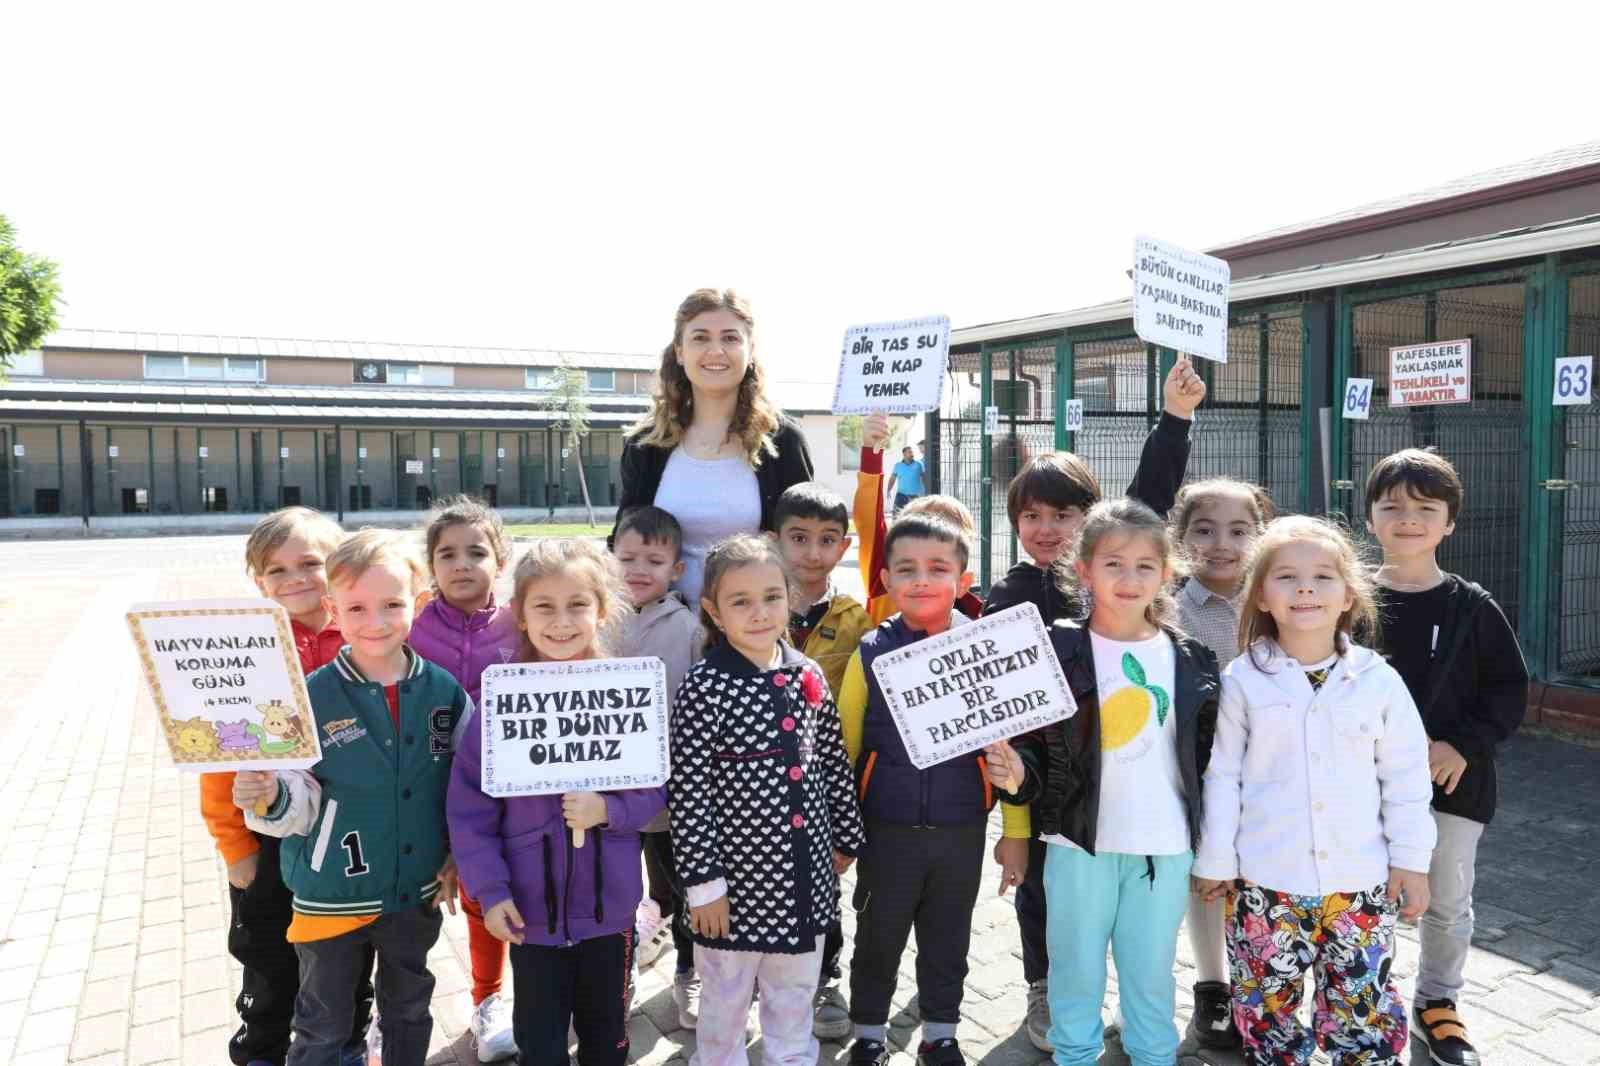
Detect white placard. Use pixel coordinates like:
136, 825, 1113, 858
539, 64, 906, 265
479, 657, 669, 797
1342, 378, 1373, 420
1132, 235, 1231, 363
1064, 398, 1085, 433
405, 459, 425, 475
279, 447, 290, 459
108, 445, 120, 458
496, 447, 506, 459
831, 315, 951, 415
869, 603, 1076, 770
1389, 339, 1471, 407
1554, 356, 1593, 406
984, 406, 1000, 436
561, 448, 571, 459
431, 447, 441, 459
125, 599, 322, 773
12, 444, 23, 457
198, 446, 209, 459
358, 446, 368, 459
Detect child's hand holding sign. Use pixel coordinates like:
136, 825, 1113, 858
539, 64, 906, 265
563, 791, 607, 847
984, 740, 1025, 794
1163, 354, 1208, 419
232, 770, 280, 813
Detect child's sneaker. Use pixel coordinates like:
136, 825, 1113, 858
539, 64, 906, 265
365, 1017, 382, 1066
1191, 980, 1240, 1050
849, 1037, 891, 1066
915, 1037, 965, 1066
673, 971, 701, 1029
470, 993, 517, 1062
1024, 978, 1052, 1052
634, 899, 672, 970
1414, 999, 1480, 1066
813, 981, 850, 1040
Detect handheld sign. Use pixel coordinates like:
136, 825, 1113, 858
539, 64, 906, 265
832, 316, 951, 415
1554, 356, 1593, 406
126, 599, 322, 774
1342, 378, 1373, 420
1389, 340, 1471, 407
1132, 236, 1231, 363
869, 603, 1075, 770
480, 657, 670, 847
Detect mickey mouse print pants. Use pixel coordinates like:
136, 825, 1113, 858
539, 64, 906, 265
1226, 883, 1408, 1066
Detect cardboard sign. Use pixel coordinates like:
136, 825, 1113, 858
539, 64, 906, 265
869, 603, 1076, 770
832, 315, 950, 415
1064, 398, 1085, 433
479, 657, 669, 798
1389, 339, 1471, 407
1133, 236, 1231, 363
1554, 356, 1593, 406
1342, 378, 1373, 420
126, 599, 322, 773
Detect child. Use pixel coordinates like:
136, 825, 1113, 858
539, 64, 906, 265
897, 494, 983, 620
987, 498, 1220, 1066
670, 534, 865, 1066
235, 529, 471, 1066
202, 506, 374, 1066
837, 514, 1031, 1066
611, 506, 706, 1015
1191, 515, 1436, 1066
1364, 449, 1528, 1066
982, 356, 1205, 1054
449, 538, 666, 1066
1170, 477, 1274, 1051
407, 495, 521, 1063
769, 482, 872, 1039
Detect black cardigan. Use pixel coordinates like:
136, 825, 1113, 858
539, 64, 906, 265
609, 415, 815, 545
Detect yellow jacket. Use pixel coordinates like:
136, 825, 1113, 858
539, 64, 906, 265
800, 592, 873, 700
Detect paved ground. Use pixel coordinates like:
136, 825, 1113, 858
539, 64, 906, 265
2, 535, 1600, 1065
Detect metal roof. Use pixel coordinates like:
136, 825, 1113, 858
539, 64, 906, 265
41, 328, 660, 371
951, 213, 1600, 348
0, 377, 654, 411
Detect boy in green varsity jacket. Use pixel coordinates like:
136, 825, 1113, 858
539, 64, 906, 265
235, 529, 472, 1066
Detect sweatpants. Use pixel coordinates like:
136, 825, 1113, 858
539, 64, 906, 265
290, 905, 442, 1066
694, 936, 824, 1066
1042, 846, 1191, 1066
1416, 809, 1485, 1003
642, 829, 696, 972
1226, 883, 1407, 1066
1016, 834, 1049, 985
510, 931, 634, 1066
458, 892, 509, 1004
227, 834, 374, 1066
848, 820, 985, 1041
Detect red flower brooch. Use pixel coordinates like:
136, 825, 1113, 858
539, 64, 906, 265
799, 667, 825, 708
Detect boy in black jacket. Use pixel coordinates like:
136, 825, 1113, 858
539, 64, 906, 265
981, 354, 1205, 1053
1366, 448, 1529, 1066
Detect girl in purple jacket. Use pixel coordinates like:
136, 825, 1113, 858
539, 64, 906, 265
448, 538, 667, 1066
410, 496, 522, 1061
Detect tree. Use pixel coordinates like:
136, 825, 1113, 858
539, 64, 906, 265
0, 214, 63, 375
540, 365, 596, 525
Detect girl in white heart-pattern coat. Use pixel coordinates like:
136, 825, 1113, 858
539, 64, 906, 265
669, 534, 865, 1066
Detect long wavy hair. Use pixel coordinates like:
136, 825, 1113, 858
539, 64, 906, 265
631, 288, 784, 467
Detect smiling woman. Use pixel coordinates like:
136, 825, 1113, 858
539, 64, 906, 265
612, 289, 814, 606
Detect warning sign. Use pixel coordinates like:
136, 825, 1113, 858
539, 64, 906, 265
1389, 339, 1471, 408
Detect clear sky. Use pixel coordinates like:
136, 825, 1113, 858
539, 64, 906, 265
6, 3, 1599, 407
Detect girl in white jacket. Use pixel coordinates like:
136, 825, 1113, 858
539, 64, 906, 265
1191, 516, 1435, 1066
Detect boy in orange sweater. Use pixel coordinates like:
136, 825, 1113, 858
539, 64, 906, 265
200, 507, 373, 1066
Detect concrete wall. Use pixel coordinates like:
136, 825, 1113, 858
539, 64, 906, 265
43, 349, 143, 380
265, 357, 357, 385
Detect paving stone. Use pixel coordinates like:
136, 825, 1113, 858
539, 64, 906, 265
80, 975, 135, 1019
135, 949, 182, 990
28, 971, 86, 1012
132, 981, 180, 1025
16, 1004, 76, 1053
70, 1010, 130, 1059
180, 986, 233, 1035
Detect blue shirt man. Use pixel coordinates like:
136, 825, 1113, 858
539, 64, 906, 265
888, 446, 926, 513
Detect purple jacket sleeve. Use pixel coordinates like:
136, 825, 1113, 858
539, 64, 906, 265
602, 786, 668, 833
445, 708, 514, 912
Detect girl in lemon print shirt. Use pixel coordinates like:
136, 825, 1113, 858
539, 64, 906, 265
987, 498, 1220, 1066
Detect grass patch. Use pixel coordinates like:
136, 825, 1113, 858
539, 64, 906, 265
504, 523, 610, 539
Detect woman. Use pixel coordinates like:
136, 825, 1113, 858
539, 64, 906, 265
613, 288, 814, 606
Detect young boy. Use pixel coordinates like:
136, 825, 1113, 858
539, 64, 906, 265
203, 506, 374, 1066
836, 515, 1032, 1066
613, 506, 708, 1022
768, 482, 872, 1038
982, 356, 1206, 1053
235, 529, 471, 1066
1365, 448, 1528, 1066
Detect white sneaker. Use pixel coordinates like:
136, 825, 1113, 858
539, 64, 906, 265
365, 1013, 382, 1066
673, 971, 701, 1030
471, 993, 518, 1062
635, 901, 673, 971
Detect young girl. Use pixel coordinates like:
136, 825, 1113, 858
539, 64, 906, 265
447, 539, 666, 1066
1190, 516, 1435, 1066
669, 534, 864, 1066
408, 495, 521, 1063
1170, 478, 1273, 1052
987, 498, 1219, 1066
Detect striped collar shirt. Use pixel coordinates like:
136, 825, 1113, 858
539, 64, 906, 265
1178, 579, 1240, 665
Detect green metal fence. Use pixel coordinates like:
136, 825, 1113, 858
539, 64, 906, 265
1552, 266, 1600, 680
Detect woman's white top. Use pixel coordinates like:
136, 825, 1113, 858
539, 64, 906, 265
653, 447, 761, 608
1192, 640, 1436, 896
